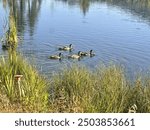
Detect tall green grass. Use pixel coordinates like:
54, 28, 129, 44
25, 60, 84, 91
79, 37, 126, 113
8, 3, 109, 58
0, 52, 49, 112
0, 54, 150, 112
50, 65, 150, 113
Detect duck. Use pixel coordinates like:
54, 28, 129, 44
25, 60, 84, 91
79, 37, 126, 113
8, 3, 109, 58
89, 50, 95, 57
68, 51, 81, 59
58, 44, 73, 51
80, 50, 95, 57
49, 53, 62, 60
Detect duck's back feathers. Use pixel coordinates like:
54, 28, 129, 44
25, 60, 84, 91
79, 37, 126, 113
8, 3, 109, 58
49, 53, 62, 59
58, 44, 73, 51
68, 51, 81, 59
80, 50, 95, 57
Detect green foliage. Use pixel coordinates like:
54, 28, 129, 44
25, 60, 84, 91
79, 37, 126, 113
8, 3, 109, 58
0, 56, 150, 112
0, 52, 49, 112
51, 65, 150, 113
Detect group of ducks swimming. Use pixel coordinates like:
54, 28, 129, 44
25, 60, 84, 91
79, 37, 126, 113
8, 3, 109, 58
49, 44, 95, 60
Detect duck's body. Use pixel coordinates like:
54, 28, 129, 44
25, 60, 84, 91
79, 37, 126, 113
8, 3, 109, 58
80, 51, 88, 56
68, 51, 81, 59
80, 50, 95, 57
68, 54, 80, 59
58, 44, 73, 51
49, 53, 62, 60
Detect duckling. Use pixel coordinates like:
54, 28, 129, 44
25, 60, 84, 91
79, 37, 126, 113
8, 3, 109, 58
58, 44, 73, 51
68, 51, 81, 59
49, 53, 62, 60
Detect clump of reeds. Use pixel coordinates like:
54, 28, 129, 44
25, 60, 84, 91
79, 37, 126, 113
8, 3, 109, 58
50, 65, 150, 113
126, 76, 150, 113
51, 66, 94, 112
0, 56, 150, 112
50, 65, 125, 112
0, 52, 49, 112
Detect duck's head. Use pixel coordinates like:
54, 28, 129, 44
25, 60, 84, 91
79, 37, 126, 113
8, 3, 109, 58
78, 51, 82, 56
90, 50, 93, 54
69, 44, 72, 48
59, 53, 62, 57
90, 50, 95, 57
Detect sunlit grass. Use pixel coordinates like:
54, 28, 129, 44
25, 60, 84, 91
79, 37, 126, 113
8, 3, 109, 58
50, 65, 150, 113
0, 54, 150, 112
0, 52, 49, 112
50, 65, 127, 112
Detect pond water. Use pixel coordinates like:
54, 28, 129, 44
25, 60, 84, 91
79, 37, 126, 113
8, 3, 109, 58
0, 0, 150, 78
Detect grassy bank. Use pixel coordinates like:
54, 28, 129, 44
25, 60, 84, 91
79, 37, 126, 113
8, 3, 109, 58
0, 52, 49, 112
0, 54, 150, 112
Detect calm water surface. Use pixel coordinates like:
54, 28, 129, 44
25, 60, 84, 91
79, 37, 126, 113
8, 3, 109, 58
0, 0, 150, 78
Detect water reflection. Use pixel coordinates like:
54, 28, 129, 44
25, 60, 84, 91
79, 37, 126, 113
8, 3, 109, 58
0, 0, 150, 78
1, 0, 150, 33
1, 0, 42, 36
56, 0, 150, 22
56, 0, 90, 15
102, 0, 150, 24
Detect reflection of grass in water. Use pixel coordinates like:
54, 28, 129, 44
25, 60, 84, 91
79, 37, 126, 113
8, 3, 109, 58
0, 54, 150, 112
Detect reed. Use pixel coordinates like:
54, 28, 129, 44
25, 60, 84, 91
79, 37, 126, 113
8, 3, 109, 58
51, 65, 150, 113
0, 52, 49, 112
0, 56, 150, 112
